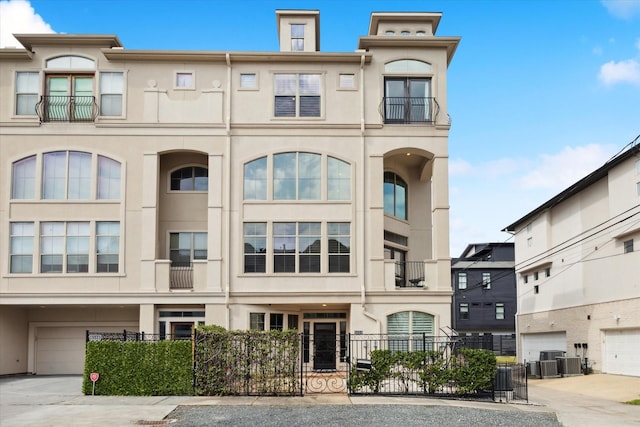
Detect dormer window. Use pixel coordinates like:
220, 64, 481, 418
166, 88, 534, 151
291, 24, 304, 51
385, 31, 395, 36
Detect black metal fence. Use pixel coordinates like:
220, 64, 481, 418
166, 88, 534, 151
170, 262, 193, 289
36, 95, 98, 122
85, 330, 527, 401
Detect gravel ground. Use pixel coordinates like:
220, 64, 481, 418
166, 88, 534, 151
165, 404, 562, 427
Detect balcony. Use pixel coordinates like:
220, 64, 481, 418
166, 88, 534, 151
36, 95, 99, 123
395, 261, 425, 288
170, 262, 193, 290
380, 97, 439, 124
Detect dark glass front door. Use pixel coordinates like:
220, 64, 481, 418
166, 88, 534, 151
313, 323, 337, 370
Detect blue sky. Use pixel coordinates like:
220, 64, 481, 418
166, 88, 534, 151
2, 0, 639, 256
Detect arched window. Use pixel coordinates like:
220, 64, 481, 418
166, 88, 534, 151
384, 172, 407, 220
12, 155, 36, 199
46, 56, 95, 69
243, 153, 351, 201
170, 166, 208, 191
387, 311, 434, 351
384, 59, 431, 73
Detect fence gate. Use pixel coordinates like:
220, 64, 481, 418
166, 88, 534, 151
301, 331, 349, 394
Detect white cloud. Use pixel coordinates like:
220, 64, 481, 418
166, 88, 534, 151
519, 144, 618, 190
602, 0, 640, 19
449, 159, 473, 176
0, 0, 54, 48
599, 59, 640, 86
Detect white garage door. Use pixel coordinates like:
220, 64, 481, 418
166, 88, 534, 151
521, 332, 567, 362
603, 329, 640, 376
35, 325, 137, 375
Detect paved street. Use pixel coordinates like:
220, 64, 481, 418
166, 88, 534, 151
1, 374, 640, 426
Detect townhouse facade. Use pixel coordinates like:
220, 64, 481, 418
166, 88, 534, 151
0, 10, 460, 375
503, 142, 640, 376
451, 243, 516, 354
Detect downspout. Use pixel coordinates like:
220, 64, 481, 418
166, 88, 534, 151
224, 52, 232, 328
359, 52, 380, 331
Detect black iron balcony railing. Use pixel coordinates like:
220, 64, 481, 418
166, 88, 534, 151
35, 95, 99, 123
395, 261, 425, 288
380, 97, 440, 124
170, 262, 193, 289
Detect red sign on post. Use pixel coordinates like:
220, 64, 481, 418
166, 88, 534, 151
90, 372, 99, 382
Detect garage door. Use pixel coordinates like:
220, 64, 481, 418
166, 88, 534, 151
35, 325, 137, 375
603, 329, 640, 376
521, 332, 567, 362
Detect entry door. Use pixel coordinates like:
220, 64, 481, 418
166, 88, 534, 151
313, 323, 337, 370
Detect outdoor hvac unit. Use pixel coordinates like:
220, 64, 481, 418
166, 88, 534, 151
557, 357, 582, 377
539, 360, 561, 378
539, 350, 565, 361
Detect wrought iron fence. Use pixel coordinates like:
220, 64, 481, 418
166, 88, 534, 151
36, 95, 98, 122
84, 330, 526, 400
395, 261, 425, 287
170, 262, 193, 289
381, 97, 440, 124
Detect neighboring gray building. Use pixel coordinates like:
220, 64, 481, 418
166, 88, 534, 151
451, 243, 516, 354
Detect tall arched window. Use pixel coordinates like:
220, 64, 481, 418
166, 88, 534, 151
384, 172, 407, 220
387, 311, 434, 351
12, 155, 36, 199
170, 166, 208, 191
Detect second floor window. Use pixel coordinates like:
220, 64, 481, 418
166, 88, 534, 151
12, 152, 121, 200
459, 303, 469, 320
99, 72, 123, 116
496, 303, 505, 320
170, 232, 207, 265
274, 73, 321, 117
15, 71, 39, 115
458, 272, 467, 289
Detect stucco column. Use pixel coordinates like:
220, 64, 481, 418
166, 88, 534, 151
368, 154, 385, 291
431, 154, 451, 292
139, 304, 155, 335
140, 153, 159, 291
207, 154, 224, 292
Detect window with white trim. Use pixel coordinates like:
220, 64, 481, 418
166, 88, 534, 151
169, 232, 207, 266
328, 222, 350, 273
290, 24, 304, 51
250, 312, 265, 330
387, 311, 434, 351
96, 221, 120, 273
274, 73, 321, 117
482, 272, 491, 289
243, 153, 350, 201
40, 221, 89, 273
175, 72, 194, 89
240, 73, 257, 89
10, 222, 34, 273
244, 223, 267, 273
15, 71, 39, 115
496, 303, 505, 320
459, 303, 469, 320
458, 272, 467, 289
339, 73, 355, 89
99, 72, 123, 116
11, 156, 36, 199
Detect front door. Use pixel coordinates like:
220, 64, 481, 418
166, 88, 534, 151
313, 323, 337, 370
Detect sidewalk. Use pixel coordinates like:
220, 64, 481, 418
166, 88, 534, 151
1, 374, 639, 426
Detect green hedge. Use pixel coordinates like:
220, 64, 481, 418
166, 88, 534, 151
194, 326, 300, 396
82, 340, 193, 395
349, 348, 496, 395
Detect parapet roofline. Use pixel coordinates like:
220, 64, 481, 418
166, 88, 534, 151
14, 34, 122, 51
102, 49, 372, 63
368, 12, 443, 35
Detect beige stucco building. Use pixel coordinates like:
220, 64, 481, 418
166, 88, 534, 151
0, 10, 460, 375
504, 142, 640, 376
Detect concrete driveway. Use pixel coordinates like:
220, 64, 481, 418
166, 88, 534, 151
1, 374, 639, 426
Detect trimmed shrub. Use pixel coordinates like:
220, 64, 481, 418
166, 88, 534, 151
82, 340, 192, 396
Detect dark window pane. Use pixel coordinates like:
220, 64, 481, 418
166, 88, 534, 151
329, 254, 349, 273
275, 96, 295, 117
300, 96, 320, 117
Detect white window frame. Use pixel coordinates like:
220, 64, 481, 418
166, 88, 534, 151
174, 71, 195, 90
458, 272, 467, 289
239, 73, 258, 90
482, 272, 491, 289
99, 71, 125, 117
273, 72, 323, 119
496, 303, 505, 320
15, 71, 40, 116
338, 73, 356, 90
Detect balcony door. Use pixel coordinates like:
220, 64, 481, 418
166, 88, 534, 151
384, 78, 430, 123
46, 75, 93, 121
